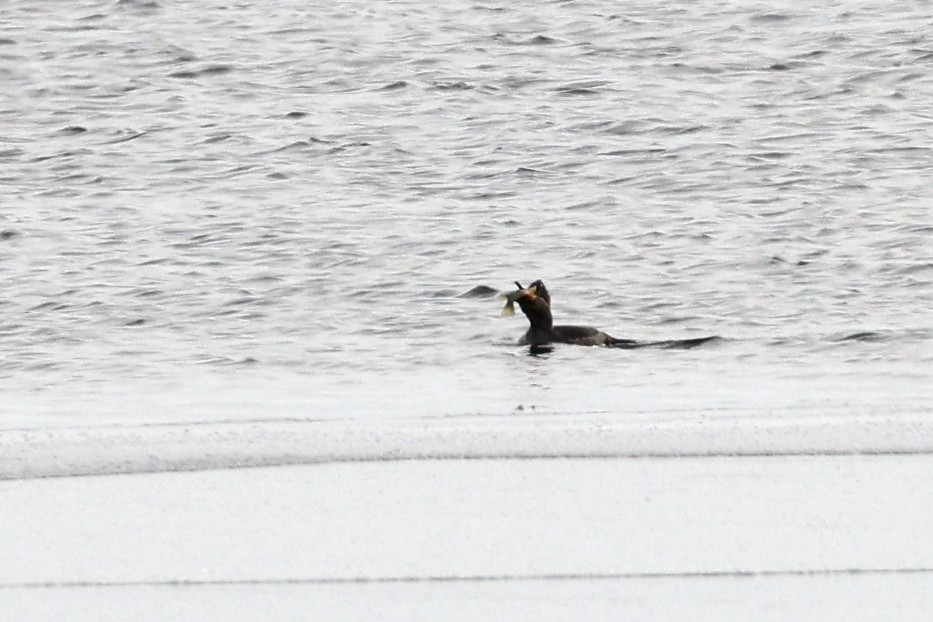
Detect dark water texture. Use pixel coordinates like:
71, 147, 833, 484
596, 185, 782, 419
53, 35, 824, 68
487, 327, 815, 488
1, 0, 930, 425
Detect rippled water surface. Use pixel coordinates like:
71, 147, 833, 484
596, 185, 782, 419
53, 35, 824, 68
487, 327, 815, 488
1, 0, 930, 426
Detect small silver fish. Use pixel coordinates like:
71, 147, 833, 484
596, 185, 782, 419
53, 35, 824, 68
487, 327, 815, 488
499, 281, 534, 317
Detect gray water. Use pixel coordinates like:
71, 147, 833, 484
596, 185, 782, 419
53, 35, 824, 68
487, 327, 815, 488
1, 0, 931, 429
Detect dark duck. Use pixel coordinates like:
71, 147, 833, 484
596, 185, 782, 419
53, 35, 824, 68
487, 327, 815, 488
502, 280, 716, 350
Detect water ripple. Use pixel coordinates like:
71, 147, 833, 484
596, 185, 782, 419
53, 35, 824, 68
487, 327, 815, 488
0, 0, 929, 415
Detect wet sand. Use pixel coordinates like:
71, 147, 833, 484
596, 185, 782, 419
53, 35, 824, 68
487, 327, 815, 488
3, 452, 932, 619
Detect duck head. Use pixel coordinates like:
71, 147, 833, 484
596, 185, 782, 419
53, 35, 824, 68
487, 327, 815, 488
514, 283, 553, 331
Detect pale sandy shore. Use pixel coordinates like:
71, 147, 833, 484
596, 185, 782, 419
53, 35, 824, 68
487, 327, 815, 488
2, 452, 932, 620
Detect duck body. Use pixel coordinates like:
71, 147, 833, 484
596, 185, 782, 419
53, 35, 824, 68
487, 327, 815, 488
518, 323, 636, 347
510, 279, 714, 350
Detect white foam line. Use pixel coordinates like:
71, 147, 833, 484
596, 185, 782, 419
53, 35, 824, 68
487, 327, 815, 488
5, 566, 933, 590
3, 412, 933, 480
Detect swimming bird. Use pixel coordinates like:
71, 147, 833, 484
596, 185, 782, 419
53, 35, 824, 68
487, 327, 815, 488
507, 280, 716, 349
508, 281, 638, 347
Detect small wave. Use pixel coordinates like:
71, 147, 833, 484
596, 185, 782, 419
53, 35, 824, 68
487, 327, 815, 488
458, 285, 500, 298
554, 87, 600, 96
836, 331, 885, 343
114, 0, 160, 8
168, 64, 234, 79
491, 33, 561, 47
526, 34, 559, 45
326, 141, 372, 155
899, 262, 933, 275
27, 301, 69, 312
553, 80, 610, 96
600, 148, 666, 157
105, 130, 146, 145
0, 148, 24, 159
515, 167, 549, 177
264, 140, 317, 154
750, 12, 795, 22
378, 80, 409, 91
431, 81, 474, 91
